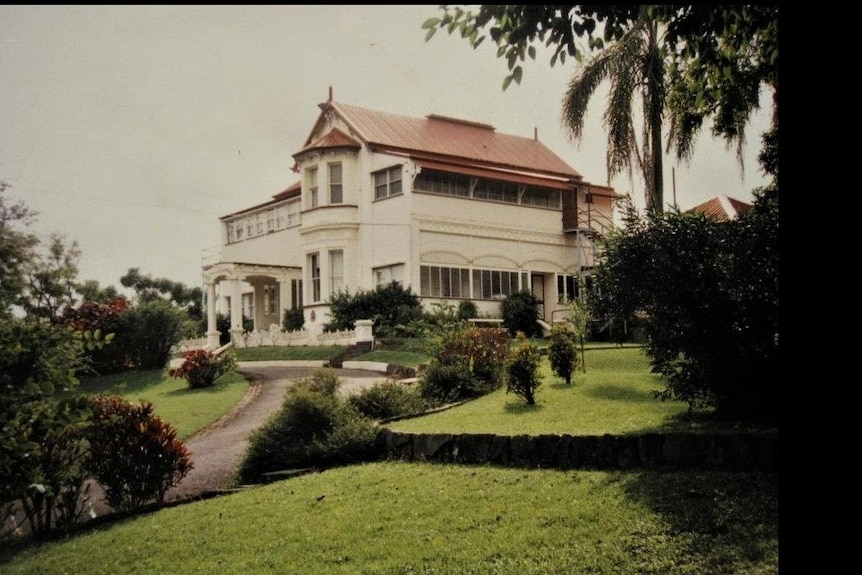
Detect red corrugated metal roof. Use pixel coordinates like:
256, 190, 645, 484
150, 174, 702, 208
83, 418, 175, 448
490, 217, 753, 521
220, 181, 301, 220
726, 196, 753, 216
687, 195, 752, 221
314, 101, 581, 180
271, 181, 301, 201
414, 159, 574, 190
296, 127, 361, 157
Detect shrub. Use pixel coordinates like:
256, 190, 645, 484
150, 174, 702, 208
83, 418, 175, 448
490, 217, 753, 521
501, 290, 542, 337
588, 190, 779, 420
325, 282, 423, 338
292, 367, 342, 396
237, 386, 377, 483
123, 299, 186, 369
216, 313, 231, 345
548, 323, 577, 385
506, 334, 542, 405
60, 298, 129, 374
1, 319, 92, 540
18, 420, 93, 538
86, 395, 192, 512
457, 300, 478, 321
169, 349, 237, 389
349, 380, 430, 420
420, 355, 475, 404
421, 326, 510, 403
283, 307, 305, 332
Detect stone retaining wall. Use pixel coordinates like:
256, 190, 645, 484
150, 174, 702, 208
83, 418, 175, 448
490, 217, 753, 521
376, 429, 778, 471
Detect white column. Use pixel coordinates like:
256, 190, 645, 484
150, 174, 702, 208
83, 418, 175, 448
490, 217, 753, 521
206, 282, 220, 349
230, 278, 244, 343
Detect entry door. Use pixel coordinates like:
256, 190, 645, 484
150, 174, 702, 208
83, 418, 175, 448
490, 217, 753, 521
531, 274, 545, 320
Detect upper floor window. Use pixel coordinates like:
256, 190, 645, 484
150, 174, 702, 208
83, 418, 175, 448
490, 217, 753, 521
474, 179, 518, 203
306, 166, 319, 208
414, 170, 469, 197
522, 186, 562, 209
267, 209, 277, 232
374, 165, 403, 200
329, 163, 343, 204
286, 200, 300, 227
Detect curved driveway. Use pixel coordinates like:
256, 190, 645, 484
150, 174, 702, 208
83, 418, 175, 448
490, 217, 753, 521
163, 362, 389, 504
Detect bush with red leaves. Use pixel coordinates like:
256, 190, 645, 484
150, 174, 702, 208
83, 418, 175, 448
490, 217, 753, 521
87, 395, 192, 512
169, 349, 237, 389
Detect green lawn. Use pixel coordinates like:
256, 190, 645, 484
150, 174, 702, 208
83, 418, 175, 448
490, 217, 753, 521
0, 462, 778, 575
352, 349, 430, 367
234, 345, 346, 362
388, 346, 710, 436
78, 369, 250, 439
3, 343, 776, 573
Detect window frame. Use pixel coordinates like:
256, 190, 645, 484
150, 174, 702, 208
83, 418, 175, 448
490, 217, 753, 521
329, 249, 344, 296
374, 165, 403, 200
309, 252, 321, 303
329, 162, 343, 204
307, 166, 319, 208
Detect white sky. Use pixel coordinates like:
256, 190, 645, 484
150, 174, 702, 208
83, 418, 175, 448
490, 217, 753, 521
0, 5, 772, 292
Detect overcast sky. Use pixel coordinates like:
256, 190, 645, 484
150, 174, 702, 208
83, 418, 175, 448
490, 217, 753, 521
1, 5, 772, 292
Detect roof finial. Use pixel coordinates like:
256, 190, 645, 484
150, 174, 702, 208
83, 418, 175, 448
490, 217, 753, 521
328, 86, 333, 102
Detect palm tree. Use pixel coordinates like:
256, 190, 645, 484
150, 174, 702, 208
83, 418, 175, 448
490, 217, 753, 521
562, 7, 666, 215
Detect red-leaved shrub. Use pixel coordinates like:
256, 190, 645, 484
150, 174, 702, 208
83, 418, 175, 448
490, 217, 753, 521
87, 396, 192, 512
169, 349, 237, 388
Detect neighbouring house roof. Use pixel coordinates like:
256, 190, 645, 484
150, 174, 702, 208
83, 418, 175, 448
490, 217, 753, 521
298, 100, 582, 183
687, 195, 752, 222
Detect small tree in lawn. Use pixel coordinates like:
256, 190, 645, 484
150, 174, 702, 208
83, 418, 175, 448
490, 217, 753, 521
505, 332, 541, 405
548, 322, 577, 385
569, 298, 591, 372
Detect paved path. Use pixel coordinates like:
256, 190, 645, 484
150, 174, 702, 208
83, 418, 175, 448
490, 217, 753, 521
163, 362, 390, 504
78, 363, 390, 519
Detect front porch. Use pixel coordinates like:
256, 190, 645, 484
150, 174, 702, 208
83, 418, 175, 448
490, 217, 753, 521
202, 261, 303, 349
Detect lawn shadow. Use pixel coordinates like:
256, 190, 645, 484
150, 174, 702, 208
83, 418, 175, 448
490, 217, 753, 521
584, 383, 656, 402
163, 378, 238, 397
503, 400, 546, 414
612, 471, 778, 571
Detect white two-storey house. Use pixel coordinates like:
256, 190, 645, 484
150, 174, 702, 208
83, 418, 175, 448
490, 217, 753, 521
202, 95, 617, 346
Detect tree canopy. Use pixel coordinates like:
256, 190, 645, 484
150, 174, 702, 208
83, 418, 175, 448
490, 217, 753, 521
423, 5, 779, 182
